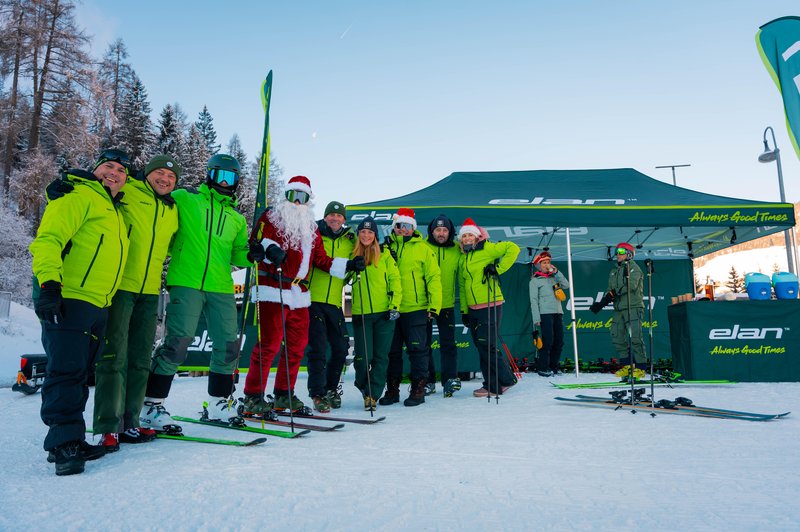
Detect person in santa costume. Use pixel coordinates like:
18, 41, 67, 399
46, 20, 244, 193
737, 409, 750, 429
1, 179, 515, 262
241, 176, 365, 413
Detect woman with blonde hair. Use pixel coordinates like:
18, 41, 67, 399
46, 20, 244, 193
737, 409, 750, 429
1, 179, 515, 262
350, 217, 402, 410
457, 217, 520, 397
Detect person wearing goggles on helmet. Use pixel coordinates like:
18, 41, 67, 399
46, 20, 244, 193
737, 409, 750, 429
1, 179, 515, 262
589, 242, 646, 372
140, 154, 251, 431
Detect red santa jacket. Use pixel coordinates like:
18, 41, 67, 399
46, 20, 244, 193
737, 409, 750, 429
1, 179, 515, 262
249, 210, 347, 309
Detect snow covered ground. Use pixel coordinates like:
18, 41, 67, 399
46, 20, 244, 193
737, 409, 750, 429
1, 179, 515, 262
2, 303, 800, 530
694, 246, 793, 295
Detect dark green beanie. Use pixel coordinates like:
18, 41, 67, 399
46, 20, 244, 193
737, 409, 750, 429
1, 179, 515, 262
145, 154, 182, 180
324, 201, 346, 218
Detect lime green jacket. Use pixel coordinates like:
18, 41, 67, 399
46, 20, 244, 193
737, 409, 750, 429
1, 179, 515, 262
30, 171, 129, 308
350, 250, 402, 315
458, 240, 520, 313
166, 184, 250, 293
424, 240, 460, 309
117, 175, 179, 295
387, 231, 442, 314
309, 221, 355, 307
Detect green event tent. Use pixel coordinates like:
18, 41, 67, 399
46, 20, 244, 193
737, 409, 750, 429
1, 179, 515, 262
347, 168, 795, 261
347, 168, 796, 375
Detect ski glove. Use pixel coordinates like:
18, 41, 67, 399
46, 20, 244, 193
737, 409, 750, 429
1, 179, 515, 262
589, 291, 615, 314
386, 309, 401, 321
346, 256, 366, 272
247, 242, 266, 263
483, 263, 498, 277
35, 281, 63, 324
45, 178, 74, 202
265, 243, 287, 265
461, 313, 474, 329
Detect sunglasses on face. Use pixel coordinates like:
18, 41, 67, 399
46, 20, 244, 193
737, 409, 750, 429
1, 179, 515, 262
616, 248, 629, 255
285, 190, 310, 204
395, 223, 414, 231
209, 168, 239, 186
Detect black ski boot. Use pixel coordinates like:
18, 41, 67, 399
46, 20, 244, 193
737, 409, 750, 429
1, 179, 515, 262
403, 379, 427, 407
51, 441, 86, 476
379, 376, 401, 405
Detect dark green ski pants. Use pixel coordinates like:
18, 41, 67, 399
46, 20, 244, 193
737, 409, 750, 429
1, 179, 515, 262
93, 290, 158, 433
611, 307, 646, 364
352, 312, 395, 400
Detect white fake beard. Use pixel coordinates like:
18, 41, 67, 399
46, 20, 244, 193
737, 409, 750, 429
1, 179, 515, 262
268, 199, 317, 250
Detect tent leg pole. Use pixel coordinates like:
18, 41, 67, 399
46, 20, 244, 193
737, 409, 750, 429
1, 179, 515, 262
565, 228, 579, 378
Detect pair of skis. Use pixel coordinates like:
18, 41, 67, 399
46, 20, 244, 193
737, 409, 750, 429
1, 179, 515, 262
551, 379, 735, 390
556, 393, 790, 421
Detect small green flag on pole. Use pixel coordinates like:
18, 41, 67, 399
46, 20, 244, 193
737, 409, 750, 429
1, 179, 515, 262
757, 16, 800, 159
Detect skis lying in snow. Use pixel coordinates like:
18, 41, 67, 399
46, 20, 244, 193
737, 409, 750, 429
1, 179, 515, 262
556, 394, 789, 421
171, 416, 310, 438
275, 411, 387, 424
242, 414, 344, 432
573, 394, 790, 420
88, 428, 266, 447
156, 433, 266, 446
551, 379, 735, 390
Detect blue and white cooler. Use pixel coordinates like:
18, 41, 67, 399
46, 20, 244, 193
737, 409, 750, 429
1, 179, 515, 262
744, 272, 771, 300
772, 271, 798, 299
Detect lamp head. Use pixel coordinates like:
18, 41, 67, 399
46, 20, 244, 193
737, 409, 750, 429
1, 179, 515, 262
758, 148, 778, 163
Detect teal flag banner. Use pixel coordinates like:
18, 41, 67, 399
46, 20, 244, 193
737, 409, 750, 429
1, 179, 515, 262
757, 16, 800, 159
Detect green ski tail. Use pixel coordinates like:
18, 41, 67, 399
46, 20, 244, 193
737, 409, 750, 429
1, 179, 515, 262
172, 415, 309, 438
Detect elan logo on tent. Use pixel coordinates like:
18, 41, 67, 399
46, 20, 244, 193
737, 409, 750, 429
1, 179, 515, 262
708, 325, 784, 340
488, 197, 628, 205
570, 292, 655, 312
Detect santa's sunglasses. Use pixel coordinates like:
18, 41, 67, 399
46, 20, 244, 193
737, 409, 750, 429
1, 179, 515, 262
395, 223, 414, 231
286, 190, 310, 204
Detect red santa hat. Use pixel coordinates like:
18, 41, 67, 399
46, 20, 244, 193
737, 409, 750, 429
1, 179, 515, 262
286, 175, 313, 196
458, 218, 481, 238
393, 207, 417, 229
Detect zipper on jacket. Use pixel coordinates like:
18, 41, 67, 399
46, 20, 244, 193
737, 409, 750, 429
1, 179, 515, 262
200, 196, 215, 290
364, 267, 374, 313
411, 271, 419, 303
217, 211, 227, 236
139, 196, 160, 294
81, 234, 104, 287
108, 209, 126, 306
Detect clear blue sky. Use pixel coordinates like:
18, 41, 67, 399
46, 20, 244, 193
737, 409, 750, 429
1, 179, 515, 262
77, 1, 800, 214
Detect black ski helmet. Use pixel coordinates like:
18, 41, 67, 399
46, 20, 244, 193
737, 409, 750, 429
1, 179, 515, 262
205, 154, 241, 196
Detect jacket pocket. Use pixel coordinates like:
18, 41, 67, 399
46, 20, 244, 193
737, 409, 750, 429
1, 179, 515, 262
80, 234, 104, 287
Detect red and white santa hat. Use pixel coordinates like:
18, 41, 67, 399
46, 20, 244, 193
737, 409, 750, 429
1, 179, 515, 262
286, 175, 313, 196
458, 218, 481, 238
393, 207, 417, 229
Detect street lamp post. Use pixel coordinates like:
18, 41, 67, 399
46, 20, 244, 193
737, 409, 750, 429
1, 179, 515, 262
759, 126, 795, 274
655, 164, 691, 186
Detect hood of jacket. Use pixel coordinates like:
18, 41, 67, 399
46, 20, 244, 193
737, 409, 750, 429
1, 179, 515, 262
426, 214, 456, 247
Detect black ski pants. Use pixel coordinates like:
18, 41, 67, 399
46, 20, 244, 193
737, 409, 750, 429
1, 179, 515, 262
467, 305, 515, 394
386, 309, 429, 381
40, 298, 108, 451
306, 302, 350, 398
426, 307, 458, 384
536, 313, 565, 373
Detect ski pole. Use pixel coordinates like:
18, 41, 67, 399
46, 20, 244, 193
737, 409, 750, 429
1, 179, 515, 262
645, 259, 656, 410
492, 274, 500, 404
276, 267, 294, 431
486, 275, 491, 404
356, 272, 374, 417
